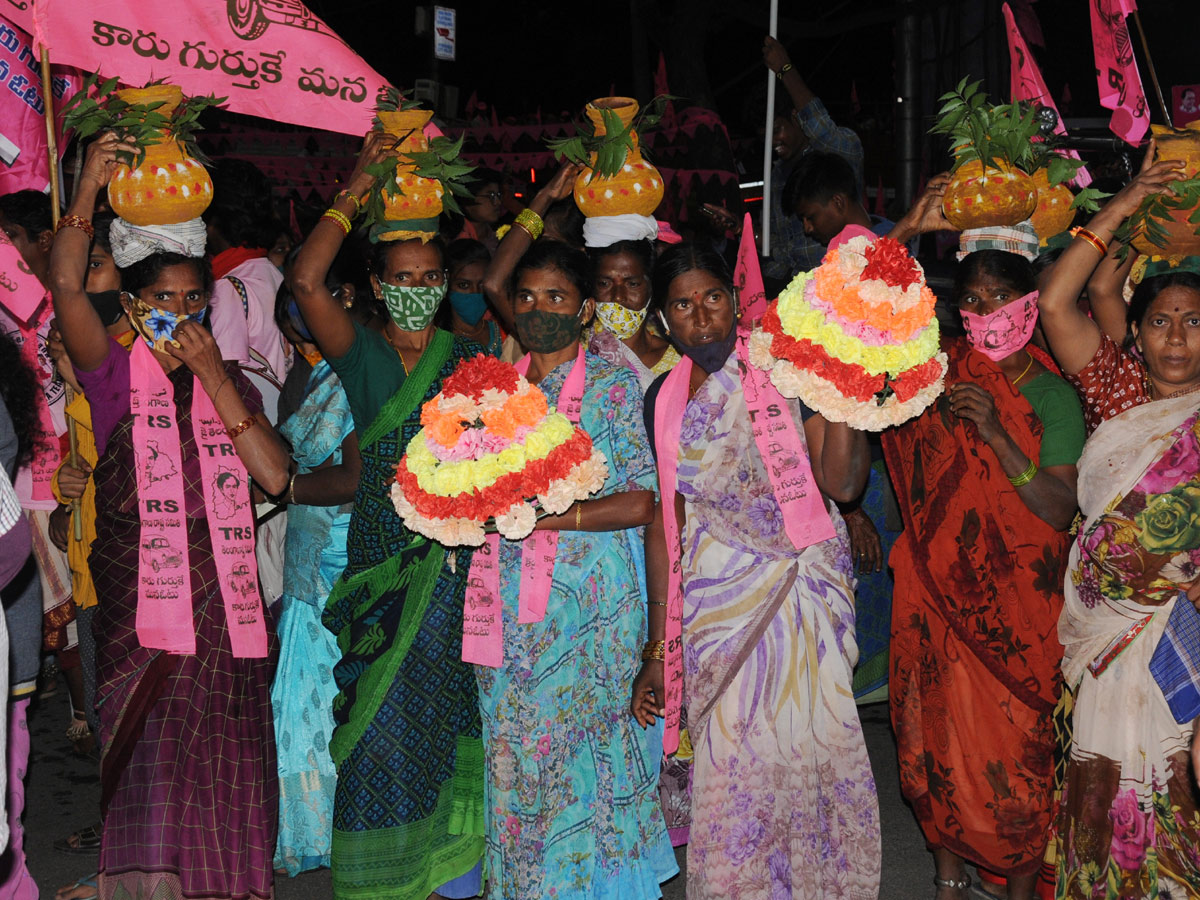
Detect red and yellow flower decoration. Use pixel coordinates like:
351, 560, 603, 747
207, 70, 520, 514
749, 234, 946, 430
392, 354, 609, 546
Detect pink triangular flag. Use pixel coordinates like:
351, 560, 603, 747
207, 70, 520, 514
735, 213, 768, 322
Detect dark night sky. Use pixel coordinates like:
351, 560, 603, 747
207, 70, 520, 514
311, 0, 1200, 135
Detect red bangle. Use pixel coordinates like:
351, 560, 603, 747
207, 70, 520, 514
226, 415, 257, 439
1071, 226, 1109, 258
56, 214, 94, 240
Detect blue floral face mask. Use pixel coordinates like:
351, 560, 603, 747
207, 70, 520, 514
126, 294, 209, 352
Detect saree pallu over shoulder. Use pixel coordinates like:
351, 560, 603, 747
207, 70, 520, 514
881, 339, 1068, 875
1056, 393, 1200, 900
322, 329, 484, 900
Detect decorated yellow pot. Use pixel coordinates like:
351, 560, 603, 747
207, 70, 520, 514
1030, 168, 1075, 246
107, 85, 213, 226
573, 97, 664, 218
941, 160, 1037, 231
375, 109, 444, 236
1131, 124, 1200, 257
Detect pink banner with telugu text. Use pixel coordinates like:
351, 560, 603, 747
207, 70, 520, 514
1089, 0, 1148, 144
1002, 3, 1091, 187
33, 0, 391, 135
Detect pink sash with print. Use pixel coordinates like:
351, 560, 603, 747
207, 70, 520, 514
20, 298, 61, 503
462, 345, 587, 667
130, 340, 267, 657
653, 329, 833, 752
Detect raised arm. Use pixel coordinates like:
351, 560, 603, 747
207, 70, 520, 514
1084, 243, 1137, 346
1039, 154, 1185, 375
482, 161, 582, 332
49, 133, 132, 372
291, 131, 392, 359
886, 173, 955, 245
804, 414, 870, 504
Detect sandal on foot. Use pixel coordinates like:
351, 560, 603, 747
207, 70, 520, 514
53, 872, 97, 900
66, 713, 95, 756
53, 823, 101, 855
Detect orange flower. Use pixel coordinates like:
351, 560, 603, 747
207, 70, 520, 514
480, 407, 518, 439
425, 414, 465, 448
504, 390, 548, 428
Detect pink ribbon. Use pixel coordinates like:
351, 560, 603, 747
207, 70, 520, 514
653, 330, 833, 753
130, 340, 267, 657
462, 345, 587, 667
734, 213, 769, 322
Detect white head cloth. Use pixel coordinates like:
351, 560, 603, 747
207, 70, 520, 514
955, 218, 1039, 262
109, 217, 207, 268
582, 213, 659, 248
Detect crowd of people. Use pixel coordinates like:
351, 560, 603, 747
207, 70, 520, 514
1, 32, 1200, 900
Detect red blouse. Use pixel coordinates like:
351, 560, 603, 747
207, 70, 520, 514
1065, 332, 1150, 434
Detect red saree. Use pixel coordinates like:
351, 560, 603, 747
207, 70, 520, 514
882, 338, 1070, 875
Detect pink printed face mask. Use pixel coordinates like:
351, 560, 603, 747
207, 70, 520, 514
960, 290, 1039, 361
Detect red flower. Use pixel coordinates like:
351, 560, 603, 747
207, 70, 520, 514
441, 354, 521, 400
860, 237, 922, 290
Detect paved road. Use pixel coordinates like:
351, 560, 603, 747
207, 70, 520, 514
27, 687, 929, 899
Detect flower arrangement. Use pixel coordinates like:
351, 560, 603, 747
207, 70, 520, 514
749, 235, 947, 431
392, 355, 609, 546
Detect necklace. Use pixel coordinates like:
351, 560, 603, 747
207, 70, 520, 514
1010, 351, 1034, 387
1151, 379, 1200, 401
385, 330, 411, 376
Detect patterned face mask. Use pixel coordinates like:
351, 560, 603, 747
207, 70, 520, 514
514, 307, 585, 354
378, 282, 446, 331
125, 294, 209, 352
593, 301, 648, 340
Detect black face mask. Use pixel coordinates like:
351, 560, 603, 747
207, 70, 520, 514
672, 325, 738, 374
87, 290, 125, 328
514, 308, 584, 354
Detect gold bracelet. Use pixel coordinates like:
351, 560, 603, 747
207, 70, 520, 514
56, 214, 94, 240
333, 190, 363, 218
647, 599, 667, 607
226, 415, 258, 439
286, 471, 298, 505
514, 207, 544, 241
322, 208, 353, 236
642, 640, 666, 662
1008, 459, 1038, 487
575, 502, 582, 529
776, 63, 794, 80
1071, 226, 1109, 258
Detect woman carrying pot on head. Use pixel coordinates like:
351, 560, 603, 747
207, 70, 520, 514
1036, 153, 1200, 899
290, 130, 485, 900
48, 132, 290, 900
632, 242, 879, 900
471, 239, 676, 899
882, 233, 1085, 900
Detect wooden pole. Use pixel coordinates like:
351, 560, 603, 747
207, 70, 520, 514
1131, 11, 1172, 128
761, 0, 779, 256
38, 48, 82, 542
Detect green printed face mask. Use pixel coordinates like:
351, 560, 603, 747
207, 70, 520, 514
514, 307, 584, 353
378, 282, 446, 331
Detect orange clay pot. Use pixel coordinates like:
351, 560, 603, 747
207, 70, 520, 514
941, 159, 1037, 231
1030, 168, 1076, 246
573, 97, 664, 218
375, 109, 444, 237
107, 85, 213, 226
1131, 124, 1200, 257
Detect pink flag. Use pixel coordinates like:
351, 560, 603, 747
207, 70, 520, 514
0, 228, 46, 324
1003, 3, 1092, 186
0, 14, 80, 195
734, 212, 768, 322
1088, 0, 1148, 144
33, 0, 391, 135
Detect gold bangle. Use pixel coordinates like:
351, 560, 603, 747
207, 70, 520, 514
1071, 226, 1108, 258
333, 190, 363, 218
575, 502, 582, 529
322, 208, 353, 236
642, 640, 666, 662
56, 214, 94, 240
1008, 459, 1038, 487
776, 62, 794, 80
648, 599, 667, 607
226, 415, 258, 439
514, 208, 544, 241
286, 471, 298, 505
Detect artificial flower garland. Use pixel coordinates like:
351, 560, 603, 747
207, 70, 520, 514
752, 235, 947, 430
392, 354, 608, 546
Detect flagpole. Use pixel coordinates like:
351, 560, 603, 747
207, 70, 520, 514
761, 0, 779, 257
39, 46, 82, 542
1131, 11, 1171, 127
